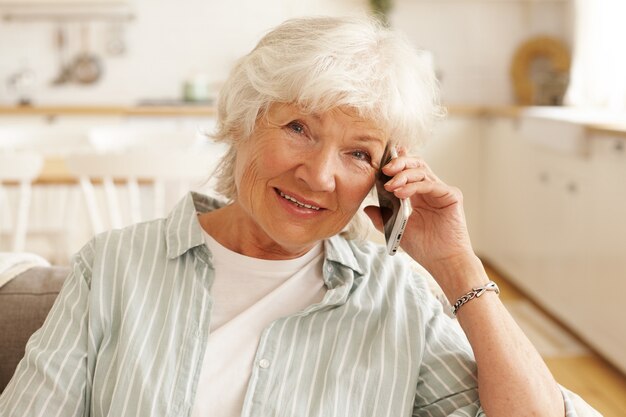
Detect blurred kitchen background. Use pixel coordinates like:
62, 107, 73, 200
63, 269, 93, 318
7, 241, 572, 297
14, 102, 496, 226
1, 0, 625, 414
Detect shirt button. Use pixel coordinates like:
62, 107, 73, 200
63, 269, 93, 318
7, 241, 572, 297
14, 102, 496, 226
326, 264, 333, 273
258, 358, 270, 369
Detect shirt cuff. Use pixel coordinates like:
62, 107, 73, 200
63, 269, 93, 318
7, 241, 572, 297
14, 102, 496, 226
560, 385, 602, 417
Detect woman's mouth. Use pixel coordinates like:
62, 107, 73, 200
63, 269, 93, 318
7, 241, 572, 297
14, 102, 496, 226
277, 189, 321, 210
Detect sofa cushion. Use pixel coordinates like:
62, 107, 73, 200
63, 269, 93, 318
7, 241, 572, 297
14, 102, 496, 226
0, 266, 69, 393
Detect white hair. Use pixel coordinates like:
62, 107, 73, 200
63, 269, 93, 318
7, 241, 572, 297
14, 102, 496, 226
210, 15, 444, 239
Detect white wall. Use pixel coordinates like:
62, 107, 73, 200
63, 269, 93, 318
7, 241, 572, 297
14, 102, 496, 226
391, 0, 572, 104
0, 0, 571, 106
0, 0, 368, 105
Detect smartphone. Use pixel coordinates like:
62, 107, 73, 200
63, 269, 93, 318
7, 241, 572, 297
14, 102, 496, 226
375, 145, 412, 256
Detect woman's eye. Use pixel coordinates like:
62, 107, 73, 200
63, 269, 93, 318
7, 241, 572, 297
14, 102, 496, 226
351, 150, 372, 162
287, 121, 305, 134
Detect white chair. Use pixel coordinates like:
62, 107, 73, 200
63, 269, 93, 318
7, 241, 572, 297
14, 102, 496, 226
64, 147, 226, 234
0, 126, 89, 263
0, 153, 44, 252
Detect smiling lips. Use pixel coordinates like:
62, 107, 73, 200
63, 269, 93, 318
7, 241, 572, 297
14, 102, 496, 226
277, 189, 322, 211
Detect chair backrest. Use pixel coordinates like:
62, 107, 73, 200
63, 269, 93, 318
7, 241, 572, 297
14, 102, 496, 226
0, 153, 44, 252
64, 146, 226, 234
0, 153, 44, 181
0, 265, 68, 394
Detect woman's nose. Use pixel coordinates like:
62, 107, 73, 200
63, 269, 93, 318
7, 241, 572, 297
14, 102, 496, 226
294, 149, 337, 193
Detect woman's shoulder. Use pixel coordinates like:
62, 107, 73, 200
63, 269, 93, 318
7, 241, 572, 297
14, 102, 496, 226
72, 217, 170, 274
341, 237, 452, 320
344, 238, 434, 294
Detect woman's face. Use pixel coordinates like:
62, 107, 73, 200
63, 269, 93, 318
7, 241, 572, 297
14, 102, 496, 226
233, 103, 388, 253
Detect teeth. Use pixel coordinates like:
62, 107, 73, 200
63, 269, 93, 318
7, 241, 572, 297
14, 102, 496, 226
279, 191, 320, 210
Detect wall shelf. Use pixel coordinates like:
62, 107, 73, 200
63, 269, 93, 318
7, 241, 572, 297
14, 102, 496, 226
2, 11, 134, 22
0, 2, 133, 22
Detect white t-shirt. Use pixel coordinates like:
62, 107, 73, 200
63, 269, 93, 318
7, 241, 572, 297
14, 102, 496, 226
191, 231, 327, 417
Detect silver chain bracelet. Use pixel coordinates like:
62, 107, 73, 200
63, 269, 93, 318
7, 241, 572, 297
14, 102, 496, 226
451, 281, 500, 316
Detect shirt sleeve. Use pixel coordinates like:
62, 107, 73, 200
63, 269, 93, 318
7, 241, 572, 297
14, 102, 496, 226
561, 386, 604, 417
410, 279, 486, 417
410, 274, 602, 417
0, 243, 95, 417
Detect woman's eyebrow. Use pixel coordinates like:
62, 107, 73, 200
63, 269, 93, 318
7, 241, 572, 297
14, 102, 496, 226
354, 134, 385, 146
300, 111, 384, 145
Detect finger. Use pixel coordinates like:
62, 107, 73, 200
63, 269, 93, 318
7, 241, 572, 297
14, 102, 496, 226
385, 157, 443, 186
384, 168, 429, 190
394, 181, 461, 207
382, 156, 425, 176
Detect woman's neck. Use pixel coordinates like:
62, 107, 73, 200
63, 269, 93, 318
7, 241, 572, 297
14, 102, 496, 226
197, 204, 317, 260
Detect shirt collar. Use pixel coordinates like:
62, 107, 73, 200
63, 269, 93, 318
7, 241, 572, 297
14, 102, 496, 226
165, 192, 365, 277
323, 234, 364, 276
165, 192, 224, 259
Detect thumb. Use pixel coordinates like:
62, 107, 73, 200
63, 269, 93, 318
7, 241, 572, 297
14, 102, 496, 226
363, 205, 383, 233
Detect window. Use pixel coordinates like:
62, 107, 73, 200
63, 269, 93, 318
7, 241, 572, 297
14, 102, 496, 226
565, 0, 626, 112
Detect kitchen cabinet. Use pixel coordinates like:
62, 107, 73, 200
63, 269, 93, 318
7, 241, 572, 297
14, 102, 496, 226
480, 118, 534, 277
583, 134, 626, 372
480, 117, 626, 374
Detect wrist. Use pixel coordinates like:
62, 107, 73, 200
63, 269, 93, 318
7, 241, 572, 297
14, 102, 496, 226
425, 253, 490, 304
452, 281, 500, 316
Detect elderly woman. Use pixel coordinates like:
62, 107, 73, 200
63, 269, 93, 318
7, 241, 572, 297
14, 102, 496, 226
0, 16, 598, 417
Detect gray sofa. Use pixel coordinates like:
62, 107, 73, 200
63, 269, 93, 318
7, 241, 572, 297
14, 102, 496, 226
0, 266, 69, 393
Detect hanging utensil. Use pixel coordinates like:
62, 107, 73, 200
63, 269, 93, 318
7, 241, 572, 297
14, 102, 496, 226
71, 24, 103, 85
51, 25, 72, 85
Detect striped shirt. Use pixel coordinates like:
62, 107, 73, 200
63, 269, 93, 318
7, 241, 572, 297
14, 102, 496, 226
0, 192, 591, 417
